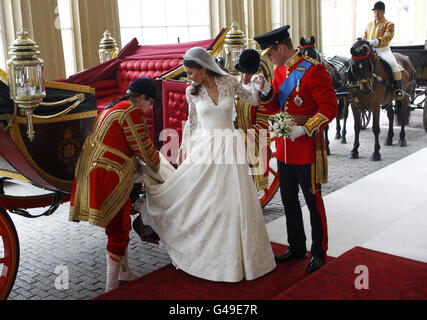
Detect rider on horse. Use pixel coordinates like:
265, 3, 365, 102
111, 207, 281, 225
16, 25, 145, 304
363, 1, 403, 99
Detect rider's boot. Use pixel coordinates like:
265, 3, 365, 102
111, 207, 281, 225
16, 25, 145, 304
393, 79, 404, 100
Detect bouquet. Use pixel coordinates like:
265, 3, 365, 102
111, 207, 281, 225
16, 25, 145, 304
268, 111, 296, 139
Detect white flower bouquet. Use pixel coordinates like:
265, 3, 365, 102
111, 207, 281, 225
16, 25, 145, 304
268, 111, 297, 139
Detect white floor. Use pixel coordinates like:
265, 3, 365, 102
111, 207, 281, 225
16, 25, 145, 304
266, 147, 427, 263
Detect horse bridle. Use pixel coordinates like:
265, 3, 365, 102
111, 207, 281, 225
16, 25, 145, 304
348, 46, 376, 92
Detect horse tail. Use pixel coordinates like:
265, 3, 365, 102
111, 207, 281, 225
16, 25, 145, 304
395, 98, 411, 126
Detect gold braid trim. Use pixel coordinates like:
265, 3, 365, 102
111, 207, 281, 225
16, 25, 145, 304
303, 113, 329, 137
121, 108, 160, 173
106, 250, 123, 262
303, 56, 321, 65
70, 109, 136, 228
235, 100, 269, 191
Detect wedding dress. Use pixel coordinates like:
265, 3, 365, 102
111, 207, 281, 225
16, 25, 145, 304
141, 74, 276, 282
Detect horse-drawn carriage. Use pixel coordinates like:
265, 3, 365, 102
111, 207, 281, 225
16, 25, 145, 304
391, 44, 427, 132
0, 27, 279, 299
299, 36, 419, 161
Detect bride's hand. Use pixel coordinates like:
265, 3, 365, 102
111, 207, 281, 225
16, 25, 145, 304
252, 75, 271, 95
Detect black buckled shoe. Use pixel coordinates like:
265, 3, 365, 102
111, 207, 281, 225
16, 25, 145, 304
275, 249, 307, 262
132, 215, 160, 244
306, 256, 325, 273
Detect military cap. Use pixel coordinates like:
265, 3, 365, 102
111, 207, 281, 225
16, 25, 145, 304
253, 25, 291, 56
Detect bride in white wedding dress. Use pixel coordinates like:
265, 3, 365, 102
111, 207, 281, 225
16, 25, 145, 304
140, 47, 276, 282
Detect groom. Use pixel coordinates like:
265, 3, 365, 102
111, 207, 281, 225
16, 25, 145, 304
254, 26, 337, 273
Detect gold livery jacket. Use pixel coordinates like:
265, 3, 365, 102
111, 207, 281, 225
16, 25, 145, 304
364, 17, 395, 48
69, 100, 160, 228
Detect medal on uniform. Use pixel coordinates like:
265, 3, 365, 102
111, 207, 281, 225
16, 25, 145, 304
294, 79, 303, 106
294, 95, 303, 106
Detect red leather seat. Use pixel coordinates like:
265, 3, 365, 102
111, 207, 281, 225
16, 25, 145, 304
96, 58, 182, 111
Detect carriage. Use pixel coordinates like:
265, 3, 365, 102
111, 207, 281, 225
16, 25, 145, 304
391, 44, 427, 132
0, 27, 279, 299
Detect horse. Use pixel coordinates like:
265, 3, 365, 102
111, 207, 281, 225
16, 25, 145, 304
299, 36, 351, 154
346, 39, 416, 161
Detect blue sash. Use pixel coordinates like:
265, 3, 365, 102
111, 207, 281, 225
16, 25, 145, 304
278, 59, 313, 110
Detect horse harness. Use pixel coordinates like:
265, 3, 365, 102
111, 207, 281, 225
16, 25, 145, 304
299, 44, 348, 91
348, 49, 415, 98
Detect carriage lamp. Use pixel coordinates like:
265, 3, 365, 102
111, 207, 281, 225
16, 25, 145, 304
223, 21, 248, 76
99, 30, 119, 63
7, 27, 45, 142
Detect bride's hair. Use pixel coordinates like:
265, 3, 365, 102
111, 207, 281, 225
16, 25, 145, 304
183, 59, 222, 96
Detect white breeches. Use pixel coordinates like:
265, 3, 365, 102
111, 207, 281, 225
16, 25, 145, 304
375, 47, 402, 79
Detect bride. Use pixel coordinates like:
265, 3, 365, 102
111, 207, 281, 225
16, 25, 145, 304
140, 47, 276, 282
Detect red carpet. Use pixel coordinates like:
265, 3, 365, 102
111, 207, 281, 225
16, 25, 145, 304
95, 243, 334, 300
273, 246, 427, 300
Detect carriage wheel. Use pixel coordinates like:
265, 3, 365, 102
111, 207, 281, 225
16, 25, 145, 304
423, 96, 427, 133
259, 137, 280, 208
0, 207, 19, 300
360, 109, 371, 130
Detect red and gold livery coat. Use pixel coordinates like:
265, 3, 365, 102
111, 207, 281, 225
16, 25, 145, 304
69, 100, 160, 228
261, 51, 337, 166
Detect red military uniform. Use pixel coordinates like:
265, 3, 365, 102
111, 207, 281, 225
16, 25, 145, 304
261, 51, 337, 166
261, 50, 337, 261
69, 100, 160, 259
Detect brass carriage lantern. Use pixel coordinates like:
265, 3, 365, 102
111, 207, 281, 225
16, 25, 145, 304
223, 21, 248, 75
99, 30, 119, 63
7, 27, 45, 142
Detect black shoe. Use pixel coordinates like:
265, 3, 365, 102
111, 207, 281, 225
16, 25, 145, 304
275, 249, 307, 262
306, 256, 325, 273
132, 215, 160, 244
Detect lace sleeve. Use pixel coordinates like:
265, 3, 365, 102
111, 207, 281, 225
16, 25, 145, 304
178, 86, 199, 162
230, 75, 260, 106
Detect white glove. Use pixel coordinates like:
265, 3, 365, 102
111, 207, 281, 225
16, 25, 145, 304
288, 125, 307, 141
368, 39, 379, 47
133, 160, 145, 183
252, 74, 272, 96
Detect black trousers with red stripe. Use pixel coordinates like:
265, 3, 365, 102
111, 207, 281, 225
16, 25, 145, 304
277, 161, 328, 259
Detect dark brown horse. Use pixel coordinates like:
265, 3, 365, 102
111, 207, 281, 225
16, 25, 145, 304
346, 39, 416, 161
299, 37, 351, 154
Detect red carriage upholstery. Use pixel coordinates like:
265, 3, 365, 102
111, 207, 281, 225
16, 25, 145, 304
94, 58, 182, 110
91, 58, 182, 143
162, 80, 190, 143
56, 30, 226, 147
